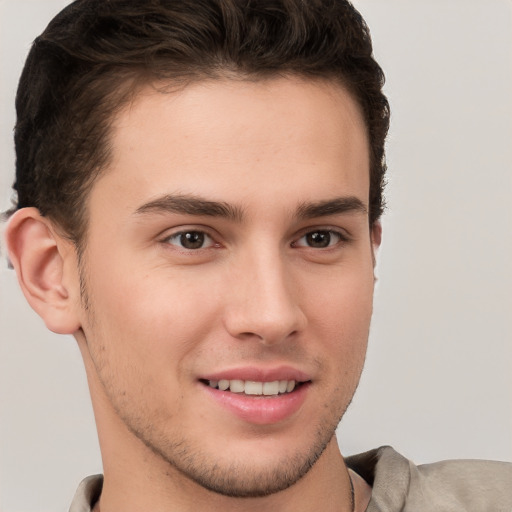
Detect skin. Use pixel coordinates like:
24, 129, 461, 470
7, 77, 377, 511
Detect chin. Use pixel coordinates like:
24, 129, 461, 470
132, 413, 339, 498
172, 441, 329, 498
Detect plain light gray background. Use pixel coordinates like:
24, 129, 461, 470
1, 1, 511, 511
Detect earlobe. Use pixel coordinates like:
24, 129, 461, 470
371, 221, 382, 250
371, 221, 382, 271
5, 208, 81, 335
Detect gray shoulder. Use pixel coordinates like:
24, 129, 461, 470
68, 474, 103, 512
347, 446, 512, 512
410, 455, 512, 511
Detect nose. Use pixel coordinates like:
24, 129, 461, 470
223, 250, 307, 345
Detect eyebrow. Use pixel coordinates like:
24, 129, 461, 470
134, 194, 244, 222
133, 193, 367, 222
296, 196, 368, 219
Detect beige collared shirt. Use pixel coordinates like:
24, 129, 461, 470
69, 446, 512, 511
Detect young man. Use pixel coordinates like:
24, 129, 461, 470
3, 1, 511, 511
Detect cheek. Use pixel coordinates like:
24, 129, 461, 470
84, 263, 224, 367
308, 258, 375, 326
306, 261, 374, 367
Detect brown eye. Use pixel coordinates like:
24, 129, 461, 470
180, 232, 205, 249
294, 230, 345, 249
165, 231, 213, 250
306, 231, 331, 248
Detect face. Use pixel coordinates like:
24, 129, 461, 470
75, 77, 377, 497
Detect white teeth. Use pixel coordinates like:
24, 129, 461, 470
229, 379, 245, 393
208, 379, 298, 395
263, 381, 279, 395
218, 379, 229, 391
245, 381, 263, 395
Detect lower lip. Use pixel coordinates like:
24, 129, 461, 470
202, 383, 310, 425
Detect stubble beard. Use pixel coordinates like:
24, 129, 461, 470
89, 340, 359, 498
118, 397, 349, 498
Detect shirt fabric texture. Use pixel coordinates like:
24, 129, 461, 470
68, 446, 512, 511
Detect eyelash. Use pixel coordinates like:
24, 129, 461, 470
162, 230, 218, 251
292, 229, 349, 249
161, 228, 349, 251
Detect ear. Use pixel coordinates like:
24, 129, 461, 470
5, 208, 81, 334
370, 220, 382, 269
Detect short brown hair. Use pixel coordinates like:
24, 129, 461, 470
11, 0, 389, 247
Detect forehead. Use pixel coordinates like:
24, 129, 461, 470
90, 76, 370, 219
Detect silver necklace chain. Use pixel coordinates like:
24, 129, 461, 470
349, 470, 355, 512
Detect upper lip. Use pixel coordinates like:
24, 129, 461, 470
200, 365, 312, 383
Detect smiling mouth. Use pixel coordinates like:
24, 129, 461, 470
200, 379, 308, 396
